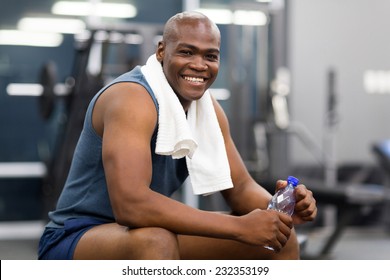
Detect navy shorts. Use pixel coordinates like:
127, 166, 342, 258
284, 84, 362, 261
38, 218, 107, 260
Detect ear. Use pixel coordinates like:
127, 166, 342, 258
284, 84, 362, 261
156, 41, 165, 62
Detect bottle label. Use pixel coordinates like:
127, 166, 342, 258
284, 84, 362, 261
277, 194, 285, 204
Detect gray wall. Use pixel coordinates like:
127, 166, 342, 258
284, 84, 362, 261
288, 0, 390, 166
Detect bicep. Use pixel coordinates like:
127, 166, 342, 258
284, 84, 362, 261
97, 84, 157, 220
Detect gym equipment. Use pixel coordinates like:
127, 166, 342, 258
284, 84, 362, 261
372, 140, 390, 180
301, 181, 388, 259
251, 68, 390, 259
39, 61, 57, 119
372, 139, 390, 231
37, 62, 76, 120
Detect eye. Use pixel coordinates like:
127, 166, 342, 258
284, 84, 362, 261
206, 54, 219, 62
179, 49, 192, 56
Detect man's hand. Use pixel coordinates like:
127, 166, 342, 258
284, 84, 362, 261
237, 209, 293, 252
274, 180, 317, 224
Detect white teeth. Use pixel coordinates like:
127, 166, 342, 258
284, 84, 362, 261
184, 76, 204, 82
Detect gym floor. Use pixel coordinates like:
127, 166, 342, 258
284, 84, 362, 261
1, 220, 390, 260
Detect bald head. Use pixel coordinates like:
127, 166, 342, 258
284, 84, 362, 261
162, 11, 220, 44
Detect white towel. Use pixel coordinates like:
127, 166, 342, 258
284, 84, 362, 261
141, 54, 233, 195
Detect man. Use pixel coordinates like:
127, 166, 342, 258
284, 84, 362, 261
38, 11, 317, 260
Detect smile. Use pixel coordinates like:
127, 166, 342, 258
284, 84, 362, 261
183, 76, 205, 83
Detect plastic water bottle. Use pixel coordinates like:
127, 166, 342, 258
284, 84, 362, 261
264, 176, 299, 250
267, 176, 299, 215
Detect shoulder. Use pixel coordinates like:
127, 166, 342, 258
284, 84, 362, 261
93, 81, 157, 137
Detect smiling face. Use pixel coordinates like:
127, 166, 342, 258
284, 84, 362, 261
156, 12, 221, 110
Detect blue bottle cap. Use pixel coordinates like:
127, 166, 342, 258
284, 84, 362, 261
287, 176, 299, 187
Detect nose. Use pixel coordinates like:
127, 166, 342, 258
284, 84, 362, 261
189, 55, 208, 71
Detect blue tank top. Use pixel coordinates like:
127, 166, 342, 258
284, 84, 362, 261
47, 66, 189, 227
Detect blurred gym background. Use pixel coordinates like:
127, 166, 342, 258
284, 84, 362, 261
1, 0, 390, 259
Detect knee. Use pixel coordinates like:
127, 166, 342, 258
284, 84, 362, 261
274, 229, 300, 260
131, 227, 180, 259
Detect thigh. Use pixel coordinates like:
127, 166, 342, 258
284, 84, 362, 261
177, 228, 299, 260
74, 223, 180, 260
